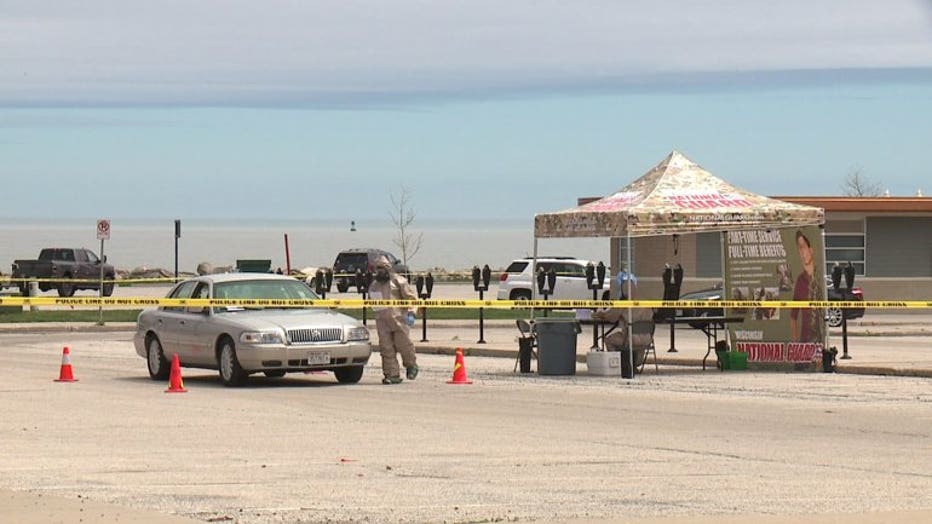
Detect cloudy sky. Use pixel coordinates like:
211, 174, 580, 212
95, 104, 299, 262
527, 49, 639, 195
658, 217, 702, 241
2, 0, 931, 221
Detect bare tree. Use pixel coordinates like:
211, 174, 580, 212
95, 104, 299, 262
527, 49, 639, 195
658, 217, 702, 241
841, 167, 883, 197
390, 186, 423, 265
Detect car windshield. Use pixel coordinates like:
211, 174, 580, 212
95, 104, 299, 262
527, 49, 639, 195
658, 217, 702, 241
336, 253, 368, 267
505, 261, 529, 273
213, 279, 319, 311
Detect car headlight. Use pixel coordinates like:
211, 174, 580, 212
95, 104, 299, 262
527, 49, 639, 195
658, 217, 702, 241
346, 326, 369, 342
240, 330, 285, 344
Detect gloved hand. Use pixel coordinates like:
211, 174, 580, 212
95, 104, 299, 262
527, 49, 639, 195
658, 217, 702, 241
405, 312, 416, 327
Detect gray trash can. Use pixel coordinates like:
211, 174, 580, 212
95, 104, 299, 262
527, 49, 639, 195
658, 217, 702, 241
534, 318, 581, 375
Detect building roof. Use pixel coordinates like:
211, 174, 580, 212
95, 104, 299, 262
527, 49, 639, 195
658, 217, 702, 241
774, 197, 932, 213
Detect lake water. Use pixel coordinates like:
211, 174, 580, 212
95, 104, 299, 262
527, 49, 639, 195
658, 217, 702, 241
0, 218, 611, 273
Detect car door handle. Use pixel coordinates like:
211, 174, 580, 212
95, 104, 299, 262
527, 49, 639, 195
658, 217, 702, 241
179, 320, 185, 325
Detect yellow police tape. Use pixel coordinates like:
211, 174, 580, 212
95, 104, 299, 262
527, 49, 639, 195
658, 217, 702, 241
1, 272, 395, 284
0, 297, 929, 309
2, 272, 457, 284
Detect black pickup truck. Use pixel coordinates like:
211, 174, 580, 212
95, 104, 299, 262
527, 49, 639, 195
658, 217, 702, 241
12, 248, 116, 297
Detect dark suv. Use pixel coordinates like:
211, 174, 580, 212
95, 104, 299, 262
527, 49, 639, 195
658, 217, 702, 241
332, 249, 409, 293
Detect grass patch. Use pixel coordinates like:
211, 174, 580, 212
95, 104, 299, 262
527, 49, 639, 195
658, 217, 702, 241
0, 307, 576, 323
0, 309, 142, 323
339, 308, 575, 321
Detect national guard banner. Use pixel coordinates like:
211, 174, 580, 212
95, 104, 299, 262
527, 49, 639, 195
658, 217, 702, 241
724, 225, 826, 364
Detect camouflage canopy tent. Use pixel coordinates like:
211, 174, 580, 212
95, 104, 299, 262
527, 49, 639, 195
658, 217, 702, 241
534, 150, 824, 240
531, 150, 825, 376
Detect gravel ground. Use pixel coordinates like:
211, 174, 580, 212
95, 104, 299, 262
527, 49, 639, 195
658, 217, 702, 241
1, 331, 929, 523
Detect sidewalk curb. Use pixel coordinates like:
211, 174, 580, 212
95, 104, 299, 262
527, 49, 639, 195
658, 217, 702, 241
0, 324, 136, 334
833, 365, 932, 378
2, 325, 929, 379
415, 345, 932, 379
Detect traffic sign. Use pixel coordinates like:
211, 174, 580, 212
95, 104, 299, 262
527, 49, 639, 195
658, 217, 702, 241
96, 219, 111, 240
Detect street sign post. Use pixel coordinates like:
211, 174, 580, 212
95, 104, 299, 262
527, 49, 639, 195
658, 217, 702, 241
96, 219, 110, 325
174, 219, 181, 279
96, 219, 111, 241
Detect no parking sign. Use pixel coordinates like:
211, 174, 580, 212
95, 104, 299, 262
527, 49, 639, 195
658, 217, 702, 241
96, 219, 111, 240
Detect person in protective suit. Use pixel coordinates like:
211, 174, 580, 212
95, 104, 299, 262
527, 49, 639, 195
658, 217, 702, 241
368, 256, 419, 384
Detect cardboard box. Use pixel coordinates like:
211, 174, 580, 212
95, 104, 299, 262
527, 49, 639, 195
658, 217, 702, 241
587, 351, 622, 376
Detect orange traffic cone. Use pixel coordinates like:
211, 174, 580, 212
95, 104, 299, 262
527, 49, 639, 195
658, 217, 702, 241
446, 348, 473, 385
54, 346, 78, 382
165, 353, 187, 393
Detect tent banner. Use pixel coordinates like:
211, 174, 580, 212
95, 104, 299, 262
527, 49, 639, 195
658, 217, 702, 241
724, 225, 826, 363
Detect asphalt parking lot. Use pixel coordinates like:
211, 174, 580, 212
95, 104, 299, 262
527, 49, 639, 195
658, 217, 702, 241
1, 330, 929, 523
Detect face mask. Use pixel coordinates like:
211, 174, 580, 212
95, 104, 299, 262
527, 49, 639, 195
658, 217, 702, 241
375, 270, 390, 282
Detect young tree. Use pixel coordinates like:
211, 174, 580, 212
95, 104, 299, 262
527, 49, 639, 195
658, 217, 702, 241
841, 167, 883, 197
390, 186, 423, 265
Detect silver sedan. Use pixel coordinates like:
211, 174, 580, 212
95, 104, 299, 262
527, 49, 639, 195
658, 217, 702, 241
133, 273, 372, 386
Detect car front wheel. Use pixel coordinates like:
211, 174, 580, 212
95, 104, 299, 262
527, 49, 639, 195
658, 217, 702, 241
146, 335, 170, 380
826, 306, 843, 327
510, 289, 531, 301
333, 365, 365, 384
688, 309, 710, 330
58, 278, 75, 297
218, 339, 248, 387
102, 277, 115, 297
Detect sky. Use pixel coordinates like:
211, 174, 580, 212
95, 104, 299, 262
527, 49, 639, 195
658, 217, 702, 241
1, 0, 931, 222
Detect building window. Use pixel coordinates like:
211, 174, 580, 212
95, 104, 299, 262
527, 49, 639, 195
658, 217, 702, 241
825, 234, 865, 276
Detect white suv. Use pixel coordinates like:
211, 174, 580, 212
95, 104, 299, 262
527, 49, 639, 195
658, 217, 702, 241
496, 257, 611, 301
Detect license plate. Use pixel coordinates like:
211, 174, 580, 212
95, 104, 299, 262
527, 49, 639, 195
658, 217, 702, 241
307, 352, 331, 365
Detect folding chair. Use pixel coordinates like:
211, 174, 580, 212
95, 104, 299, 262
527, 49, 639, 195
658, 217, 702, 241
597, 319, 620, 350
632, 319, 659, 374
514, 319, 538, 373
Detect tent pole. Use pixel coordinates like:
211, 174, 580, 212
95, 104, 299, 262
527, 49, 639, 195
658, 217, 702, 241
626, 232, 634, 380
721, 230, 729, 350
820, 223, 830, 357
